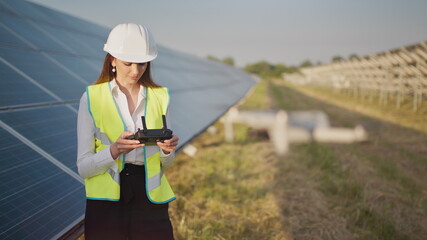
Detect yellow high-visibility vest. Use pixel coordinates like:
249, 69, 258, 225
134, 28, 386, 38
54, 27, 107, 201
84, 81, 175, 203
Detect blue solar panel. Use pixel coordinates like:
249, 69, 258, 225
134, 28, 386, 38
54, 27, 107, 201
0, 47, 88, 100
34, 23, 106, 58
0, 128, 85, 240
0, 12, 70, 53
0, 0, 54, 24
0, 106, 79, 172
0, 0, 108, 56
0, 0, 256, 239
0, 19, 31, 49
0, 55, 56, 107
45, 53, 99, 84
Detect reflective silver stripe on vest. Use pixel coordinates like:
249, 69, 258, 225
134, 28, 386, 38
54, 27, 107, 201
95, 127, 112, 145
145, 145, 160, 159
148, 171, 163, 191
95, 128, 119, 184
106, 167, 120, 184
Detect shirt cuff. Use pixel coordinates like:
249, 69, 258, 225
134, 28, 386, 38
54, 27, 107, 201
160, 151, 175, 170
160, 150, 171, 157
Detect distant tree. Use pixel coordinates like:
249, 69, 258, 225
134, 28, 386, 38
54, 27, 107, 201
275, 63, 299, 75
207, 55, 235, 67
349, 53, 359, 60
272, 64, 288, 78
299, 60, 313, 68
207, 55, 220, 62
244, 61, 273, 78
222, 57, 235, 67
244, 61, 298, 79
332, 55, 344, 63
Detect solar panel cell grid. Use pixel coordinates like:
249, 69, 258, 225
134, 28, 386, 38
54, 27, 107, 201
0, 129, 85, 240
0, 13, 69, 53
45, 54, 98, 84
0, 106, 79, 171
0, 59, 56, 107
0, 47, 87, 101
35, 23, 105, 57
0, 0, 53, 25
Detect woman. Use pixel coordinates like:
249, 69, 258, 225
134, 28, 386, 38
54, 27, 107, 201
77, 23, 179, 240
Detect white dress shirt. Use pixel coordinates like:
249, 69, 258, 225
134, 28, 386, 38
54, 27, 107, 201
77, 79, 174, 179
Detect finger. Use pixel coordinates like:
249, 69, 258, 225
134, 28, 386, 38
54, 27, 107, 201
164, 135, 178, 142
157, 143, 171, 150
169, 135, 178, 142
117, 137, 141, 144
163, 139, 178, 146
158, 142, 173, 148
171, 136, 179, 144
117, 143, 144, 150
117, 139, 135, 145
119, 131, 134, 138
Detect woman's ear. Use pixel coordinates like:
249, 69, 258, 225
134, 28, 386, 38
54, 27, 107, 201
111, 58, 116, 68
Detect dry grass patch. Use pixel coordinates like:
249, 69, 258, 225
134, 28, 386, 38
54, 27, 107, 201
269, 79, 427, 240
168, 124, 289, 240
168, 80, 289, 239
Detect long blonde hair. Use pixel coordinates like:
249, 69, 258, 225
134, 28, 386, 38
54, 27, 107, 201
94, 54, 161, 88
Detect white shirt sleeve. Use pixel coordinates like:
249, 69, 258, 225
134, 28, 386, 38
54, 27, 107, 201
76, 92, 116, 179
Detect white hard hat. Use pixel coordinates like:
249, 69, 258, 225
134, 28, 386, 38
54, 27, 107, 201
103, 23, 157, 63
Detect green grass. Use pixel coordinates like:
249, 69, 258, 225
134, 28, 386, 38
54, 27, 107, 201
168, 80, 289, 240
294, 142, 410, 240
167, 79, 427, 240
269, 79, 426, 239
239, 79, 270, 110
347, 145, 426, 210
381, 140, 427, 167
169, 123, 288, 240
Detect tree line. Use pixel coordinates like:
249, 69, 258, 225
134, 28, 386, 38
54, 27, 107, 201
207, 54, 359, 79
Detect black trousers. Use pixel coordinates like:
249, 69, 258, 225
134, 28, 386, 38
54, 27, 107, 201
84, 164, 174, 240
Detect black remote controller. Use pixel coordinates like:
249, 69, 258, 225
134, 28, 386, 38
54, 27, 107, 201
125, 115, 173, 144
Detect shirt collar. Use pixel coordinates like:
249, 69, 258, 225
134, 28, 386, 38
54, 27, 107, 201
109, 79, 119, 94
109, 79, 146, 98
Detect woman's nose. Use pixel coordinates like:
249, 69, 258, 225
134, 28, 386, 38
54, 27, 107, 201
131, 64, 140, 75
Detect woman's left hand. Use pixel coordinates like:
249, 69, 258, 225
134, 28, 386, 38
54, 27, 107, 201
157, 134, 179, 154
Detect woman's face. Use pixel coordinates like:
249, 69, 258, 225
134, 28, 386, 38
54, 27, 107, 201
112, 58, 147, 83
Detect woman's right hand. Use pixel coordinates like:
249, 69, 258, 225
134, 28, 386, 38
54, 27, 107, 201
110, 131, 145, 159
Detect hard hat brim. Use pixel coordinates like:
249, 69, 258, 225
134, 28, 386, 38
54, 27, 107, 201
108, 51, 157, 63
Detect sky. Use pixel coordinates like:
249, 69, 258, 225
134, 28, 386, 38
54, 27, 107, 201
28, 0, 427, 67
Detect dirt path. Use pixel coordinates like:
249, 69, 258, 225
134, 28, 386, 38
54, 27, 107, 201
270, 80, 427, 240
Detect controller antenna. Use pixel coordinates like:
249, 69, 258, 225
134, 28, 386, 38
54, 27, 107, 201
162, 115, 167, 129
141, 116, 148, 132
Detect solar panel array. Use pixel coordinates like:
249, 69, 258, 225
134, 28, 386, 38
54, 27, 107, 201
0, 0, 256, 239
